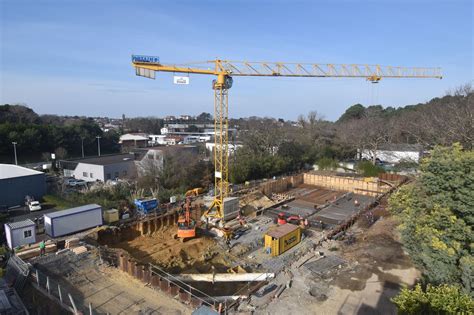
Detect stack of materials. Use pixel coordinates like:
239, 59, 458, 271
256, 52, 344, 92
71, 246, 87, 255
65, 238, 80, 249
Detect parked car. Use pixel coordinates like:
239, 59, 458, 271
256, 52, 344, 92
65, 178, 88, 187
28, 201, 42, 212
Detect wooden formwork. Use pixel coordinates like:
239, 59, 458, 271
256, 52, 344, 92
260, 174, 304, 196
303, 173, 388, 196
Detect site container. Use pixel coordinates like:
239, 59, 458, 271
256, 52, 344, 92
134, 198, 158, 214
44, 204, 103, 238
223, 197, 240, 221
264, 223, 301, 256
103, 209, 119, 224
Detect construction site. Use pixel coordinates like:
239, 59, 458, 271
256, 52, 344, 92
3, 169, 418, 314
1, 54, 443, 315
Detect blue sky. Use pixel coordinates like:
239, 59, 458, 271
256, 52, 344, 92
1, 0, 472, 121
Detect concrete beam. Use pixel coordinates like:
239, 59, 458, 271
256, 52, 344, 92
170, 273, 274, 283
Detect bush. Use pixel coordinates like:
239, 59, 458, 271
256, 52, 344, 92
356, 160, 385, 176
317, 157, 338, 170
392, 284, 474, 314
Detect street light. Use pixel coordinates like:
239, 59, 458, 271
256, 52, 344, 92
12, 142, 17, 165
80, 137, 85, 158
96, 136, 101, 156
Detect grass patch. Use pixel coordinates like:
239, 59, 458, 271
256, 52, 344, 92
42, 194, 77, 210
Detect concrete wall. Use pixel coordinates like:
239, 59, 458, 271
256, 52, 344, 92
0, 173, 46, 207
303, 173, 388, 196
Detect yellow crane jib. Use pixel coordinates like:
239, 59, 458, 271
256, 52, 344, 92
131, 55, 442, 219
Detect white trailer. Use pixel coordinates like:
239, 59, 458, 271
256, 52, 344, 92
44, 204, 103, 238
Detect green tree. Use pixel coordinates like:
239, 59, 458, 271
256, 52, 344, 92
389, 144, 473, 294
336, 103, 365, 122
392, 284, 473, 314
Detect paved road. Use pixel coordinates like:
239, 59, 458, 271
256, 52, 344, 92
6, 206, 60, 223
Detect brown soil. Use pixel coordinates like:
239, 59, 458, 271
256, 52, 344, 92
111, 225, 235, 274
239, 191, 275, 209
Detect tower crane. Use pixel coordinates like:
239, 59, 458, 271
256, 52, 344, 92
131, 57, 442, 219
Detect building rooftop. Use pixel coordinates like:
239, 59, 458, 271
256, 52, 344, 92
6, 219, 35, 230
266, 223, 300, 239
119, 133, 149, 142
378, 143, 424, 152
0, 164, 43, 180
44, 204, 101, 219
61, 153, 135, 167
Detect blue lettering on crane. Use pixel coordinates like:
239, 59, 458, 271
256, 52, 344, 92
132, 55, 160, 64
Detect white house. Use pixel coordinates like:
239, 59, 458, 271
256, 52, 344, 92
360, 144, 424, 164
148, 134, 167, 145
61, 154, 137, 182
5, 219, 36, 249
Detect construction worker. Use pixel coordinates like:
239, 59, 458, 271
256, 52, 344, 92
39, 240, 46, 256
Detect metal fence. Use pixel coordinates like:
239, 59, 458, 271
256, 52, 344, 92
30, 267, 94, 315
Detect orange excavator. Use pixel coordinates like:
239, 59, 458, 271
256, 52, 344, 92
177, 198, 196, 239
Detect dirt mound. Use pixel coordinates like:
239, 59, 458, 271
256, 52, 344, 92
240, 191, 275, 209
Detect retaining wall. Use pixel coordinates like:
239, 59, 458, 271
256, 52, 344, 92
260, 174, 303, 196
303, 173, 388, 196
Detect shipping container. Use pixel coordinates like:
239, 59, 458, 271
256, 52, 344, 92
264, 223, 301, 256
223, 197, 240, 221
44, 204, 103, 237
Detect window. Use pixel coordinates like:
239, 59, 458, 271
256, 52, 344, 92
24, 230, 32, 238
83, 172, 88, 177
90, 173, 93, 178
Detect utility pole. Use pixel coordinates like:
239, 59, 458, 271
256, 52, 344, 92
81, 137, 85, 158
96, 136, 101, 156
12, 142, 18, 165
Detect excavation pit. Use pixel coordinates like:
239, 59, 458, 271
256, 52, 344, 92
98, 224, 264, 299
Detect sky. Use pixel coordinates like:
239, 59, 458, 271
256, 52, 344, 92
0, 0, 472, 121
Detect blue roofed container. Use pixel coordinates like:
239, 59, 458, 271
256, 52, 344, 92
44, 204, 103, 237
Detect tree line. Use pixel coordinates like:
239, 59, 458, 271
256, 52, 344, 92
228, 84, 473, 183
0, 105, 119, 163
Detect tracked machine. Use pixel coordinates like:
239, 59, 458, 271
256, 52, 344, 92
177, 198, 196, 239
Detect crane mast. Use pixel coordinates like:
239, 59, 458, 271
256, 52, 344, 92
131, 57, 442, 219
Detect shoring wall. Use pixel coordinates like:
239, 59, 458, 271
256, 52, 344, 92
303, 173, 388, 196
